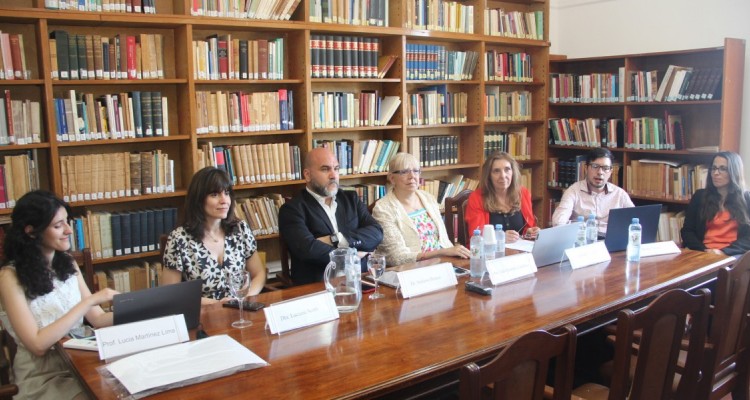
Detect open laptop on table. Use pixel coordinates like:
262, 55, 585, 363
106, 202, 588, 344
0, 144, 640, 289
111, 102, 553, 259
604, 204, 662, 252
113, 279, 202, 329
530, 223, 580, 267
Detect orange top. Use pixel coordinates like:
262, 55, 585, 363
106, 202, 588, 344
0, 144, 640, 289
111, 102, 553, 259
704, 210, 738, 250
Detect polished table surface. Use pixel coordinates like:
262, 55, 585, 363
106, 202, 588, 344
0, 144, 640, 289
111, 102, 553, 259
62, 249, 732, 399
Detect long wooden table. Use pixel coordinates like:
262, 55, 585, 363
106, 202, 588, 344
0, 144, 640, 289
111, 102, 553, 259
61, 249, 732, 399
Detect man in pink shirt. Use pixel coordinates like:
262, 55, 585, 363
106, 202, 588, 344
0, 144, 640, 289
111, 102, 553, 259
551, 147, 634, 236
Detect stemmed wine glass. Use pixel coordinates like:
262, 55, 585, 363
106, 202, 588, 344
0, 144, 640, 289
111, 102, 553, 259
225, 270, 252, 328
367, 253, 386, 300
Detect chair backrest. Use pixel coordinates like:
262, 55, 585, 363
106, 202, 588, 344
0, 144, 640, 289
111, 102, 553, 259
609, 288, 711, 400
699, 251, 750, 399
460, 325, 577, 400
444, 189, 473, 246
159, 234, 168, 260
71, 248, 94, 292
276, 235, 294, 287
0, 328, 16, 386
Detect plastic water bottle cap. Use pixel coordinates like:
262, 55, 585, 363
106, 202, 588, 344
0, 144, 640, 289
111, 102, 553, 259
495, 224, 503, 230
577, 216, 584, 222
473, 229, 481, 235
632, 218, 639, 224
588, 214, 595, 220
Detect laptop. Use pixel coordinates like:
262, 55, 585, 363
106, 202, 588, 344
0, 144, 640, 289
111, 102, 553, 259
604, 204, 662, 252
531, 223, 580, 267
113, 279, 202, 329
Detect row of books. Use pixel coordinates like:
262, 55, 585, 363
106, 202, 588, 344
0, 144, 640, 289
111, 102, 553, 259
198, 142, 302, 184
310, 0, 388, 26
406, 86, 467, 126
94, 263, 162, 309
60, 151, 175, 203
190, 0, 301, 19
69, 207, 177, 259
54, 90, 168, 142
625, 114, 685, 150
421, 175, 479, 210
49, 31, 165, 80
0, 92, 42, 146
484, 9, 544, 40
483, 127, 530, 160
625, 160, 707, 201
342, 184, 386, 206
405, 0, 475, 33
657, 210, 685, 246
485, 51, 533, 83
194, 89, 294, 134
548, 118, 623, 149
311, 91, 400, 129
0, 32, 30, 80
654, 66, 723, 102
192, 36, 285, 80
45, 0, 157, 13
484, 89, 532, 122
548, 156, 622, 189
548, 70, 624, 103
234, 194, 286, 237
405, 44, 479, 81
313, 139, 400, 175
406, 135, 458, 168
310, 35, 381, 79
0, 151, 41, 209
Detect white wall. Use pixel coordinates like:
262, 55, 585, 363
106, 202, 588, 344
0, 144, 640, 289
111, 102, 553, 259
550, 0, 750, 180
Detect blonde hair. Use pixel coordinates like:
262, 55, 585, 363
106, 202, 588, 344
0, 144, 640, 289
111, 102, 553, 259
480, 151, 521, 213
387, 152, 420, 187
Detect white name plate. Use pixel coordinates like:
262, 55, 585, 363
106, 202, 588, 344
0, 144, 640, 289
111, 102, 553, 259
397, 263, 457, 298
95, 315, 189, 361
640, 241, 681, 258
486, 252, 538, 286
263, 291, 339, 335
565, 241, 611, 270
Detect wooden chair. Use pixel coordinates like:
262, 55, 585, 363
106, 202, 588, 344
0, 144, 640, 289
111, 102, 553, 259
444, 189, 473, 246
573, 288, 711, 400
0, 328, 18, 400
696, 251, 750, 400
275, 235, 294, 288
71, 248, 94, 292
460, 325, 577, 400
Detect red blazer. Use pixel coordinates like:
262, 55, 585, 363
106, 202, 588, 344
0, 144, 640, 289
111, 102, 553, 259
465, 186, 536, 240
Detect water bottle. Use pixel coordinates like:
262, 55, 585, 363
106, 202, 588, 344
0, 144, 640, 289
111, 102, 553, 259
585, 213, 598, 244
575, 216, 587, 247
483, 225, 497, 261
627, 217, 642, 262
469, 229, 485, 280
494, 224, 506, 258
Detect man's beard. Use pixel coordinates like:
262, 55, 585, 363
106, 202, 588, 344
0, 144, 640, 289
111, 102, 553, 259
311, 180, 338, 197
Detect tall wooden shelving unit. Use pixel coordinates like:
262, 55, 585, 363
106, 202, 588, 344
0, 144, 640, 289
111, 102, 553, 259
0, 0, 550, 272
546, 38, 745, 225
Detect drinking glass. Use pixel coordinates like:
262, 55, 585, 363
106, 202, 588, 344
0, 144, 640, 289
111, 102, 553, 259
367, 253, 386, 300
225, 270, 252, 328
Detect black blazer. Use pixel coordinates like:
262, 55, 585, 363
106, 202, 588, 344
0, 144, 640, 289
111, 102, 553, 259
681, 188, 750, 256
278, 189, 383, 285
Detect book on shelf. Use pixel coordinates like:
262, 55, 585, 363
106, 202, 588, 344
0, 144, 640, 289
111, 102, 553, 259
46, 0, 157, 13
409, 135, 459, 167
0, 32, 30, 80
486, 51, 533, 83
406, 0, 474, 33
484, 127, 529, 160
0, 151, 40, 208
377, 55, 398, 78
626, 159, 707, 201
484, 9, 543, 40
310, 35, 379, 79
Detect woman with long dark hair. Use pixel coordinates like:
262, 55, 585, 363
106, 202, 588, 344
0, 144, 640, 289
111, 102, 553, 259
681, 151, 750, 256
162, 167, 266, 302
0, 190, 116, 399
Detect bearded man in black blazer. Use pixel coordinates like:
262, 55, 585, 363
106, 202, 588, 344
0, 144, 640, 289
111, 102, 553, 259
278, 148, 383, 285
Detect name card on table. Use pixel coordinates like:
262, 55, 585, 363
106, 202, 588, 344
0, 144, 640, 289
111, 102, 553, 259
640, 241, 681, 258
263, 291, 339, 335
95, 315, 189, 361
398, 263, 457, 298
486, 252, 538, 286
565, 241, 611, 270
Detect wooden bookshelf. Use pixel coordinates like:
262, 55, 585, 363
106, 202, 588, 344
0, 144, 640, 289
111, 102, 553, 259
546, 38, 745, 227
0, 0, 551, 270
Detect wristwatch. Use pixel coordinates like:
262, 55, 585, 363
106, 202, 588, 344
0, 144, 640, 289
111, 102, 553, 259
330, 234, 339, 248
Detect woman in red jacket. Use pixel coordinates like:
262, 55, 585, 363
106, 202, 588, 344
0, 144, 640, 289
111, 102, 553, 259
465, 151, 539, 243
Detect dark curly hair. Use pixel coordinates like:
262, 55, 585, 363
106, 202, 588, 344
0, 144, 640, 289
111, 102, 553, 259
4, 190, 76, 299
183, 167, 240, 240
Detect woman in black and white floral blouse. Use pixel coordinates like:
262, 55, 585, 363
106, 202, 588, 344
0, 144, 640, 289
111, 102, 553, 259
162, 167, 266, 304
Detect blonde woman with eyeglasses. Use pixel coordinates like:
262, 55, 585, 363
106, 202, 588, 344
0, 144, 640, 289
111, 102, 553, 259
372, 152, 471, 267
682, 151, 750, 256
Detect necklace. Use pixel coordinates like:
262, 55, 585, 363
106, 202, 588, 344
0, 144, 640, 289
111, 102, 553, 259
205, 230, 223, 243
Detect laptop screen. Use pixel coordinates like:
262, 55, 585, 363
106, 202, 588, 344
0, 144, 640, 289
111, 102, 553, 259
532, 223, 580, 267
113, 279, 202, 329
604, 204, 662, 252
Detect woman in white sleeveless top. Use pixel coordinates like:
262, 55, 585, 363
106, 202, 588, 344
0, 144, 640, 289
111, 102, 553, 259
0, 191, 117, 399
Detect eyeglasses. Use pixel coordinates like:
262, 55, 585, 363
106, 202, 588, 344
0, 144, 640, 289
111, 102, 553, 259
588, 163, 613, 172
711, 165, 729, 174
393, 168, 421, 176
